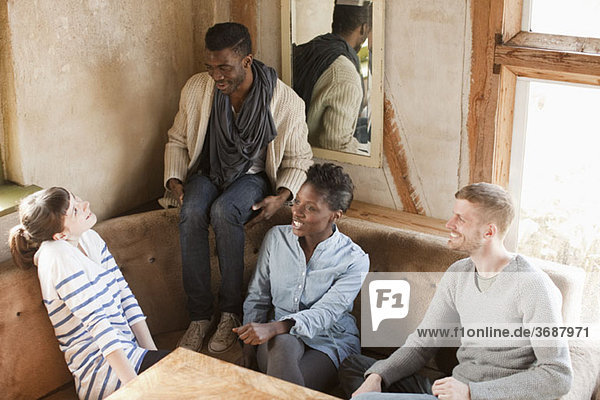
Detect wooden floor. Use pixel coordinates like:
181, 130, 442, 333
346, 200, 449, 237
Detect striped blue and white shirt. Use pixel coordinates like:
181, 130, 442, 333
35, 229, 147, 400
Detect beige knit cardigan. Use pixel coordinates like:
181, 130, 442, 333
161, 72, 313, 208
306, 55, 362, 153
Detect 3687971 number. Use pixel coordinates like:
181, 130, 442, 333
531, 326, 589, 338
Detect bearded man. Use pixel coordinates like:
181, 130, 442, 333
340, 183, 572, 400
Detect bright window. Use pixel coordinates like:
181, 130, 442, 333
522, 0, 600, 39
509, 78, 600, 272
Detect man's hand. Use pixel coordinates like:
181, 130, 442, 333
432, 377, 470, 400
233, 320, 293, 345
352, 373, 383, 397
167, 178, 184, 205
247, 188, 291, 228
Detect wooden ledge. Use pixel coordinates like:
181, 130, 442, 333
346, 200, 449, 238
0, 184, 41, 217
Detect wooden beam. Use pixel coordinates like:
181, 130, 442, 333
495, 44, 600, 77
492, 66, 517, 188
382, 97, 424, 215
507, 31, 600, 54
0, 0, 18, 184
467, 0, 504, 183
502, 0, 523, 43
505, 64, 600, 86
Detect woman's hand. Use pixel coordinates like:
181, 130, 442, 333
233, 320, 294, 345
233, 322, 279, 345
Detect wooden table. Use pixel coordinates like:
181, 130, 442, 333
106, 347, 341, 399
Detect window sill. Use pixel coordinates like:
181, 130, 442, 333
346, 200, 450, 238
0, 183, 41, 217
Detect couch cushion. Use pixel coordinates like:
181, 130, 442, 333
4, 205, 596, 399
94, 208, 293, 337
0, 261, 73, 399
95, 209, 189, 336
562, 342, 600, 400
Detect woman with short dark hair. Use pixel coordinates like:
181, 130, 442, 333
235, 163, 369, 391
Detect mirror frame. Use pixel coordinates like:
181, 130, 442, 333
280, 0, 385, 168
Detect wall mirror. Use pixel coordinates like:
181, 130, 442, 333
281, 0, 384, 167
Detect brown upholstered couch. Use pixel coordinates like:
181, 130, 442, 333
1, 208, 599, 399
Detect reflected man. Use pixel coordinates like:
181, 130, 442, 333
293, 2, 371, 153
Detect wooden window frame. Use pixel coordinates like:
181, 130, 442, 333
468, 0, 600, 188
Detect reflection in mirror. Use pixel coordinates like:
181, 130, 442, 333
291, 0, 372, 156
282, 0, 383, 167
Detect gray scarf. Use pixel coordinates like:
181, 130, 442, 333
293, 33, 361, 115
207, 60, 278, 189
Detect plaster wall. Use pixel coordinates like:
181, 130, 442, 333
1, 0, 472, 225
265, 0, 472, 219
378, 0, 471, 218
1, 0, 203, 220
292, 0, 334, 45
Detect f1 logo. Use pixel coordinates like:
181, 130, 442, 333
369, 280, 410, 331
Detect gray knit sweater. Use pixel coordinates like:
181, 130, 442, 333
366, 255, 573, 400
307, 55, 362, 153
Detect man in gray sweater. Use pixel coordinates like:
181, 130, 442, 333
340, 183, 572, 400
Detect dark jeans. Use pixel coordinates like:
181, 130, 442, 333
180, 172, 270, 320
138, 349, 170, 373
339, 354, 433, 399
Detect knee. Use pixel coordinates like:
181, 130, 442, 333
341, 353, 361, 369
340, 353, 372, 377
210, 197, 241, 227
268, 333, 296, 349
180, 199, 210, 227
265, 334, 303, 360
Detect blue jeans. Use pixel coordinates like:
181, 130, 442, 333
353, 394, 437, 400
339, 354, 433, 399
179, 172, 270, 320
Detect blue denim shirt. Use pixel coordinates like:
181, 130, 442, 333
243, 224, 369, 367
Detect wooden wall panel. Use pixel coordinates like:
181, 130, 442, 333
382, 97, 424, 215
493, 66, 517, 188
230, 0, 258, 53
502, 0, 523, 43
466, 0, 504, 183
